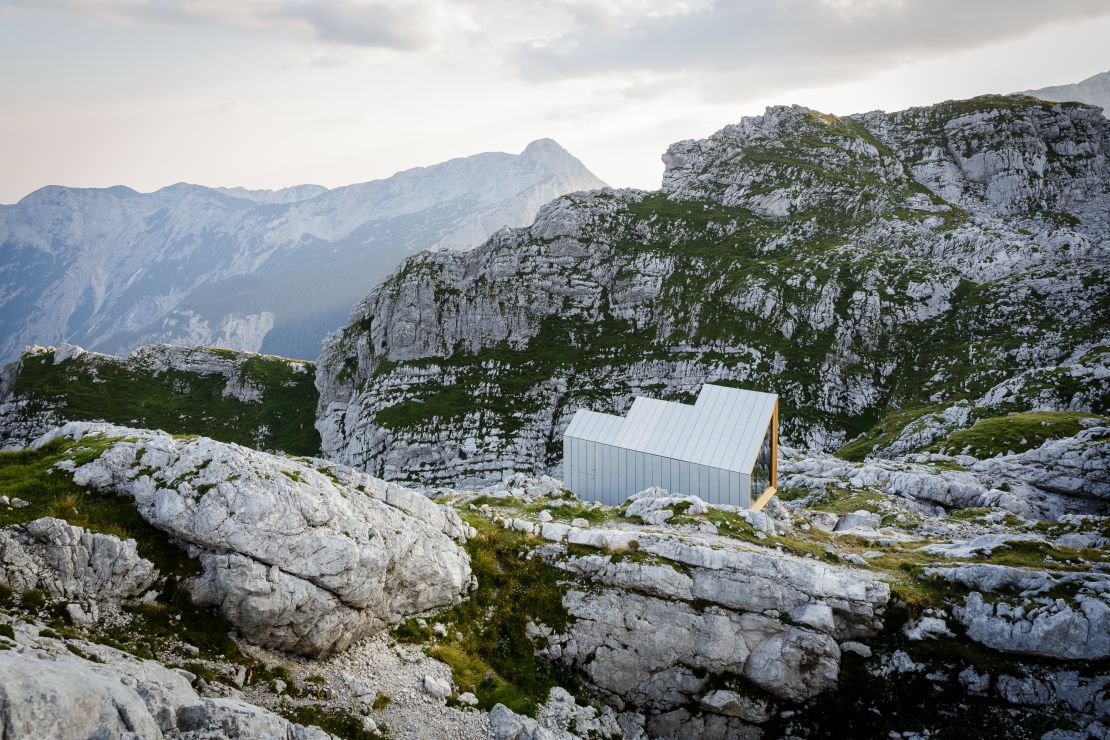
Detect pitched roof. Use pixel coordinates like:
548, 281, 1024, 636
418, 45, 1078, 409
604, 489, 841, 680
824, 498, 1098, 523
564, 384, 777, 474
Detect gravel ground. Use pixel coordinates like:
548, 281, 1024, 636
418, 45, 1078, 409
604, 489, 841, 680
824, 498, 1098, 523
240, 633, 490, 739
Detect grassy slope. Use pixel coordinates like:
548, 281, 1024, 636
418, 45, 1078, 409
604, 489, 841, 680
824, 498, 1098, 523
12, 349, 320, 456
930, 411, 1109, 458
393, 517, 581, 715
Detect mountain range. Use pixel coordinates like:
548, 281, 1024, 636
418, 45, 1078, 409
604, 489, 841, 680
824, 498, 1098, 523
316, 94, 1110, 488
1, 85, 1109, 739
1025, 69, 1110, 117
0, 139, 605, 363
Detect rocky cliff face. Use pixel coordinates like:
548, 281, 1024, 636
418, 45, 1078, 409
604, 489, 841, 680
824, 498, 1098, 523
317, 96, 1110, 488
0, 140, 606, 362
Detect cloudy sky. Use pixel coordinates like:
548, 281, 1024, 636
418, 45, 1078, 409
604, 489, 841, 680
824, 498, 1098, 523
1, 0, 1108, 203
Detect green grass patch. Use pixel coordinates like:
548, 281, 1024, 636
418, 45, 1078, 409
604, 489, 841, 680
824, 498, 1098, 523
929, 411, 1108, 459
0, 437, 200, 577
806, 487, 885, 516
524, 502, 612, 526
394, 518, 580, 716
12, 349, 320, 455
837, 405, 944, 461
280, 704, 378, 739
972, 539, 1108, 570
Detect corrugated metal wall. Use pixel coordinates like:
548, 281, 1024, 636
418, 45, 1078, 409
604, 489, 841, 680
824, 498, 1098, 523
565, 436, 750, 507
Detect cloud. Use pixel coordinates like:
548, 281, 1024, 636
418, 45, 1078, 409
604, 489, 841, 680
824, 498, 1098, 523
512, 0, 1110, 100
0, 0, 479, 51
4, 0, 1107, 102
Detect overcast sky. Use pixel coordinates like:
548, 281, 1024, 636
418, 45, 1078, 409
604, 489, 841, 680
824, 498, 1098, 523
1, 0, 1109, 203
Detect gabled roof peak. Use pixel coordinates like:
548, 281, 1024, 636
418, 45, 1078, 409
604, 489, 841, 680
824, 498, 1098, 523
565, 385, 777, 474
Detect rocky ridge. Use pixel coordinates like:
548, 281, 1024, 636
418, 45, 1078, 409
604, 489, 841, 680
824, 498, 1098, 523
0, 343, 320, 455
316, 95, 1110, 489
1024, 69, 1110, 120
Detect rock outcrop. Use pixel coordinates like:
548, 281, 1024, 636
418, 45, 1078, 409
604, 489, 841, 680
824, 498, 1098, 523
930, 564, 1110, 660
0, 517, 158, 600
781, 427, 1110, 520
459, 471, 1109, 736
488, 688, 633, 740
0, 620, 330, 738
492, 511, 888, 732
38, 421, 472, 657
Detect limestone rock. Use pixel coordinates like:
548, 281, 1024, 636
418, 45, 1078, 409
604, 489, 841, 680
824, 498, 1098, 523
954, 591, 1110, 660
423, 674, 451, 701
0, 517, 158, 600
488, 687, 628, 740
547, 528, 890, 639
39, 421, 471, 657
699, 689, 773, 723
835, 510, 881, 532
554, 587, 838, 705
0, 622, 329, 738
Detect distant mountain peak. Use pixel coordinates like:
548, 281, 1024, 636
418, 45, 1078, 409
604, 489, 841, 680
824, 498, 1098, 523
0, 141, 607, 364
522, 138, 567, 156
1023, 69, 1110, 117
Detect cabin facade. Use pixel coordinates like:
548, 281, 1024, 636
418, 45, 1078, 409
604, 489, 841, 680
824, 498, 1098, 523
562, 385, 779, 510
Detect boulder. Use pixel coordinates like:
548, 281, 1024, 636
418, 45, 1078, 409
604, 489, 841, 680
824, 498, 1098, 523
834, 510, 881, 532
0, 517, 158, 600
423, 674, 451, 701
40, 421, 472, 657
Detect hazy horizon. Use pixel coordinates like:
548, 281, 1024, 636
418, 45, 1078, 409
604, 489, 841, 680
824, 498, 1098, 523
2, 0, 1109, 204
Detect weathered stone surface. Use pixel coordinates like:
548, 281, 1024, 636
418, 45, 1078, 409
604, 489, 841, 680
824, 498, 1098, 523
543, 528, 890, 639
488, 687, 630, 740
782, 436, 1110, 521
929, 564, 1110, 659
970, 427, 1110, 502
38, 421, 472, 657
0, 517, 158, 600
553, 587, 838, 706
954, 591, 1110, 660
699, 689, 773, 723
0, 621, 329, 739
917, 533, 1044, 559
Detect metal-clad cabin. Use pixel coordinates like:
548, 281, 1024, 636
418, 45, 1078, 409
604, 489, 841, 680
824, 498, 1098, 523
562, 385, 779, 510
